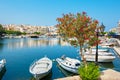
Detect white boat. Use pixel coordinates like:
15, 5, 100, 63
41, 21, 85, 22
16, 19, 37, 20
84, 51, 113, 56
56, 56, 81, 74
77, 48, 109, 53
0, 59, 6, 72
91, 48, 109, 52
83, 54, 115, 62
100, 38, 118, 47
57, 64, 74, 76
29, 56, 52, 79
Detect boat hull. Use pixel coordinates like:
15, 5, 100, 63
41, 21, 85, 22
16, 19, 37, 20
33, 69, 52, 79
92, 48, 108, 52
84, 51, 113, 56
83, 55, 115, 62
29, 57, 52, 79
56, 58, 78, 74
0, 59, 6, 72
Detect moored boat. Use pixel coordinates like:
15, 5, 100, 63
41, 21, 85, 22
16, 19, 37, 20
0, 59, 6, 72
91, 48, 109, 52
82, 54, 115, 62
29, 56, 52, 79
84, 51, 113, 56
56, 56, 81, 74
77, 47, 109, 53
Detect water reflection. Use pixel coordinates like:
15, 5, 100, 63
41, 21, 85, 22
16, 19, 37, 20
99, 62, 114, 71
5, 38, 69, 49
100, 62, 114, 68
0, 39, 4, 51
0, 67, 6, 80
30, 71, 52, 80
57, 64, 75, 77
0, 43, 4, 51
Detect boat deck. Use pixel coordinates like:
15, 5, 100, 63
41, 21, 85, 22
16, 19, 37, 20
30, 58, 51, 74
32, 62, 49, 74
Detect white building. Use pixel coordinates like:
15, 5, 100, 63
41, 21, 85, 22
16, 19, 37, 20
116, 21, 120, 35
110, 20, 120, 35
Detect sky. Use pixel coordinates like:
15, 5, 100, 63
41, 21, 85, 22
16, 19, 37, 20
0, 0, 120, 31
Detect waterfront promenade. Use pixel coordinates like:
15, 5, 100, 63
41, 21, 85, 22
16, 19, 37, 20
113, 47, 120, 57
55, 69, 120, 80
113, 38, 120, 56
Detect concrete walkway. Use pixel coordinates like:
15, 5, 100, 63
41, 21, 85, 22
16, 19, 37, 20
113, 39, 120, 56
100, 69, 120, 80
113, 47, 120, 56
55, 69, 120, 80
54, 75, 81, 80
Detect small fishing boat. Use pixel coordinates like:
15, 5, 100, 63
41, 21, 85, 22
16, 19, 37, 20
0, 59, 6, 72
29, 56, 52, 79
56, 56, 81, 74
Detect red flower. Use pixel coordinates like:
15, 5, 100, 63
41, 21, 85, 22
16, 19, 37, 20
85, 38, 89, 40
73, 19, 76, 22
94, 20, 99, 24
72, 27, 75, 30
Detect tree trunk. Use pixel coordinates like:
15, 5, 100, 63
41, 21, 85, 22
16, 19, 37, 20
80, 45, 86, 64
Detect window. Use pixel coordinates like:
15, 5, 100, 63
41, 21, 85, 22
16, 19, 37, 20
75, 63, 80, 66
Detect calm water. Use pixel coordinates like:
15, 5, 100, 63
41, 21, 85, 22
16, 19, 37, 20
0, 38, 120, 80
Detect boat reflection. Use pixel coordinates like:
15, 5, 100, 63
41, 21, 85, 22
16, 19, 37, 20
0, 66, 6, 80
57, 64, 75, 77
0, 42, 4, 52
30, 70, 52, 80
99, 62, 114, 70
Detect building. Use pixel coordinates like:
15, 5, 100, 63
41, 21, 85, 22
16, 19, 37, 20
2, 24, 57, 35
116, 21, 120, 35
109, 20, 120, 39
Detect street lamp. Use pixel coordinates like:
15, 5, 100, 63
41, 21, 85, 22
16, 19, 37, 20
95, 28, 99, 64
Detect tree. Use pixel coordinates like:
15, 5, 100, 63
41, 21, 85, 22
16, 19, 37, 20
108, 31, 116, 36
15, 31, 22, 35
22, 32, 27, 35
56, 12, 100, 63
5, 30, 22, 35
34, 32, 41, 35
0, 24, 5, 38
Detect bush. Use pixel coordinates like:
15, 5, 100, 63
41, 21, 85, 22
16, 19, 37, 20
78, 62, 100, 80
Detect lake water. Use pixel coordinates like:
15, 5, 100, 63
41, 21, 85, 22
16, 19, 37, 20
0, 38, 120, 80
